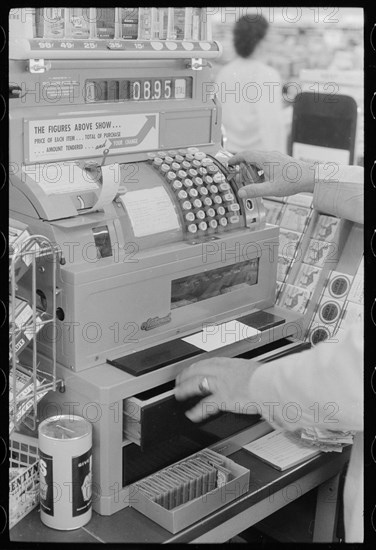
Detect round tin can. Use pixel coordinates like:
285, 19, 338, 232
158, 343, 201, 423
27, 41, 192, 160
38, 415, 92, 530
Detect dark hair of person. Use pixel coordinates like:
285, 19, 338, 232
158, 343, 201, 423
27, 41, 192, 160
233, 15, 269, 58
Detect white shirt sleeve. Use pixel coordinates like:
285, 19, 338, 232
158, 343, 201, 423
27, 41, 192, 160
248, 323, 363, 433
313, 165, 363, 224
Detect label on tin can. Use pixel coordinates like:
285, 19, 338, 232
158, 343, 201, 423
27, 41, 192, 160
39, 450, 54, 516
72, 449, 92, 517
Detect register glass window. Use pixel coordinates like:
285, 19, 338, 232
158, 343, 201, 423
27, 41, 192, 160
171, 258, 259, 309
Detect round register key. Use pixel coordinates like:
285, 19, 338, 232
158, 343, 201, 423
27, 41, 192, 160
188, 223, 198, 233
153, 157, 163, 167
185, 212, 195, 222
177, 190, 188, 200
177, 170, 187, 179
172, 180, 183, 190
194, 152, 206, 160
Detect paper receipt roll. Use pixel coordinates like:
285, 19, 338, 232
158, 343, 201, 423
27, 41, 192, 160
85, 163, 121, 212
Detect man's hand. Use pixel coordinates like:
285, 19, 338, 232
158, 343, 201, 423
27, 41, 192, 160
228, 150, 315, 199
174, 357, 260, 422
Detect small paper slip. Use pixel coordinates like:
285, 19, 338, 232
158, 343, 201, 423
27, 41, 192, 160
243, 429, 321, 471
119, 187, 180, 237
182, 320, 260, 352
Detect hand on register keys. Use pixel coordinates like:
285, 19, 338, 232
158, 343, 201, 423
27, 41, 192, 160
148, 147, 241, 236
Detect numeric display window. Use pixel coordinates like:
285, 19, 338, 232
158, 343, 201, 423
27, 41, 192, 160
85, 77, 193, 102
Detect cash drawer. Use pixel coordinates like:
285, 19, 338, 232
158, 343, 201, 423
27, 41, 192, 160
123, 381, 202, 451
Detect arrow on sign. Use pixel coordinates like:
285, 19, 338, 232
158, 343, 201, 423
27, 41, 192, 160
109, 115, 157, 148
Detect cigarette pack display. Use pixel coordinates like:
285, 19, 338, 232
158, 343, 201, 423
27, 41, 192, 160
95, 7, 115, 39
43, 8, 65, 39
317, 297, 345, 325
347, 257, 364, 304
277, 256, 292, 282
116, 8, 138, 39
9, 298, 44, 360
278, 284, 311, 314
191, 8, 202, 41
9, 220, 38, 283
311, 214, 340, 241
280, 204, 311, 232
285, 193, 313, 208
138, 8, 152, 40
279, 229, 302, 259
294, 263, 322, 292
303, 238, 336, 267
157, 8, 169, 40
323, 270, 354, 300
65, 8, 90, 39
263, 199, 285, 225
275, 281, 284, 301
9, 387, 48, 434
307, 321, 335, 346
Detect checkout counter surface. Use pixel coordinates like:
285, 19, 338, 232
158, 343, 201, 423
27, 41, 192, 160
10, 445, 350, 543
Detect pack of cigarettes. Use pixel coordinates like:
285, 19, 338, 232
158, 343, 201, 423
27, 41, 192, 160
303, 238, 337, 267
306, 323, 332, 345
263, 200, 285, 225
323, 270, 354, 300
9, 370, 48, 434
10, 389, 48, 434
9, 222, 30, 255
311, 214, 340, 241
280, 204, 311, 232
278, 283, 311, 314
347, 257, 364, 305
9, 369, 37, 412
9, 222, 34, 282
279, 229, 302, 260
316, 296, 346, 326
9, 298, 44, 359
277, 256, 292, 282
294, 263, 322, 292
275, 281, 284, 301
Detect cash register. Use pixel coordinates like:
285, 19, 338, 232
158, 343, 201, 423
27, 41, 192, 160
9, 8, 309, 516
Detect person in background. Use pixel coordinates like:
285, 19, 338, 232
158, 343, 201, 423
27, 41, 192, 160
216, 16, 286, 154
175, 151, 363, 543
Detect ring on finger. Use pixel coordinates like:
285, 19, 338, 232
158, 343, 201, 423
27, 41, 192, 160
198, 376, 210, 395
